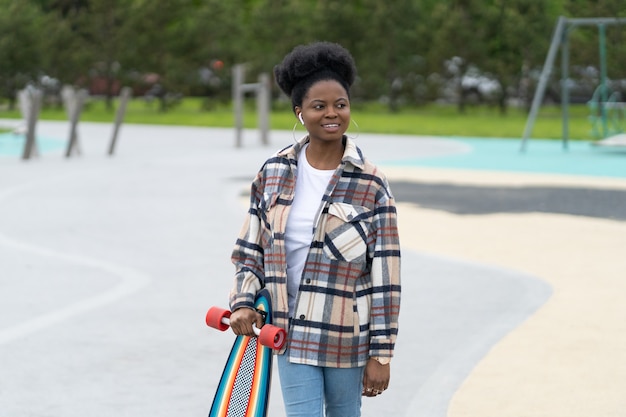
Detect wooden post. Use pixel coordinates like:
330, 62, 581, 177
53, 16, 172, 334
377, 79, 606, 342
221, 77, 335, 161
232, 64, 271, 147
257, 73, 270, 146
63, 86, 88, 158
108, 86, 132, 156
233, 64, 245, 148
21, 87, 43, 161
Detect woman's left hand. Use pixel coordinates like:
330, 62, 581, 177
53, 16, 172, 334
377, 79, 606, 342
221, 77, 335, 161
362, 358, 390, 397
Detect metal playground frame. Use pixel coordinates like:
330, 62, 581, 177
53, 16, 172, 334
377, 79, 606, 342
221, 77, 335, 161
520, 16, 626, 151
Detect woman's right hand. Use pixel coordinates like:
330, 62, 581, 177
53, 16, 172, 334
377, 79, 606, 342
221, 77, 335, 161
229, 307, 264, 337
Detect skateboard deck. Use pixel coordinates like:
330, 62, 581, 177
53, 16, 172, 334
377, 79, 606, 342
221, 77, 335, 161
206, 289, 285, 417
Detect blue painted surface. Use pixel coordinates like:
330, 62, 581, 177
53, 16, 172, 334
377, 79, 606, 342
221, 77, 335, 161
0, 133, 65, 156
385, 137, 626, 179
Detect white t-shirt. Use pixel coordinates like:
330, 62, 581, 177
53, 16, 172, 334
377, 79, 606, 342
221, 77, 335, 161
285, 144, 335, 317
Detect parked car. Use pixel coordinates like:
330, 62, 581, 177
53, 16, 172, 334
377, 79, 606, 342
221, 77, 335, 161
521, 65, 625, 105
437, 57, 503, 105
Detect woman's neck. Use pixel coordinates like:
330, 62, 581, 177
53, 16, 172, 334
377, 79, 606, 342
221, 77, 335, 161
305, 139, 344, 170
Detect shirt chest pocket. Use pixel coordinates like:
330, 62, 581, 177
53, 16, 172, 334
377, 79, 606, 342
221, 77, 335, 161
260, 192, 288, 246
322, 202, 372, 263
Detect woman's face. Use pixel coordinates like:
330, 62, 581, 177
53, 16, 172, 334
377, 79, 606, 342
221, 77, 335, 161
296, 79, 350, 143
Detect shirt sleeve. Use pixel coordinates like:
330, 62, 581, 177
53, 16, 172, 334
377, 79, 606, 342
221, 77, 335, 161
229, 173, 266, 311
368, 177, 401, 359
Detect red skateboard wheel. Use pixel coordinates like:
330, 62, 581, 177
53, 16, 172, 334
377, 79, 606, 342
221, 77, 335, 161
258, 324, 287, 350
206, 307, 231, 331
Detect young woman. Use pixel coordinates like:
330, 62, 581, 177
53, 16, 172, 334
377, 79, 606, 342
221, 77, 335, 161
227, 41, 401, 417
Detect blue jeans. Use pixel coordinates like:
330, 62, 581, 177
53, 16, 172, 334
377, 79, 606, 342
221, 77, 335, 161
277, 353, 364, 417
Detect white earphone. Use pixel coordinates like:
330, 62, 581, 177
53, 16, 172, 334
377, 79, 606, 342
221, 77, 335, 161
298, 113, 304, 125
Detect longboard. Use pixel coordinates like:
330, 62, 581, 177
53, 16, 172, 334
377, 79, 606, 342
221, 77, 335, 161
206, 289, 286, 417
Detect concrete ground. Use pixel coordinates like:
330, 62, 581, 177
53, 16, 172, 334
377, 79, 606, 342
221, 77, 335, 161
0, 120, 624, 416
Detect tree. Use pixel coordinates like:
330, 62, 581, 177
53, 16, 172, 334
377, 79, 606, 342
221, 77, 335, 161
427, 0, 562, 113
427, 0, 491, 112
0, 0, 45, 108
38, 11, 92, 90
9, 0, 625, 113
348, 0, 426, 109
76, 0, 131, 109
121, 0, 214, 111
481, 0, 561, 114
184, 0, 251, 104
564, 0, 626, 85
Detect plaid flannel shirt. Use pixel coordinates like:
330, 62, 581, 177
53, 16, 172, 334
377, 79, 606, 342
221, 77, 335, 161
230, 136, 401, 368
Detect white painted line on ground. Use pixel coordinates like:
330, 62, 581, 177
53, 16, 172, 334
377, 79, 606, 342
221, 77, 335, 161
0, 233, 151, 345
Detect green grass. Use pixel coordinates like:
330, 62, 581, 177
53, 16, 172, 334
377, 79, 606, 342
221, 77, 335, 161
0, 97, 600, 140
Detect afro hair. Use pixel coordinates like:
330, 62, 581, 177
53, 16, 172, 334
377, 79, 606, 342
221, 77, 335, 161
274, 42, 357, 112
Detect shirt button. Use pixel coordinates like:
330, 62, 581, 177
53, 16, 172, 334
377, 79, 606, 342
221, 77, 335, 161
299, 315, 305, 320
305, 278, 311, 284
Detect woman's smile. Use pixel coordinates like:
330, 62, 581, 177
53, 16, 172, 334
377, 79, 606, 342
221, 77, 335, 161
322, 123, 341, 132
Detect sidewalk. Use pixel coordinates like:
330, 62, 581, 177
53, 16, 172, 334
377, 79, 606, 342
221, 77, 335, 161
386, 166, 626, 417
0, 120, 624, 416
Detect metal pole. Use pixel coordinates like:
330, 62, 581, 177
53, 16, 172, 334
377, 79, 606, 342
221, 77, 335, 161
521, 16, 567, 152
257, 73, 270, 146
567, 17, 626, 27
65, 89, 87, 158
21, 87, 42, 160
598, 23, 609, 139
233, 64, 245, 148
561, 25, 570, 151
108, 86, 132, 156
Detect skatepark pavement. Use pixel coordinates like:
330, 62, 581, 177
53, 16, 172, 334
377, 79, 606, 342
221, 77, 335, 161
1, 119, 624, 416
